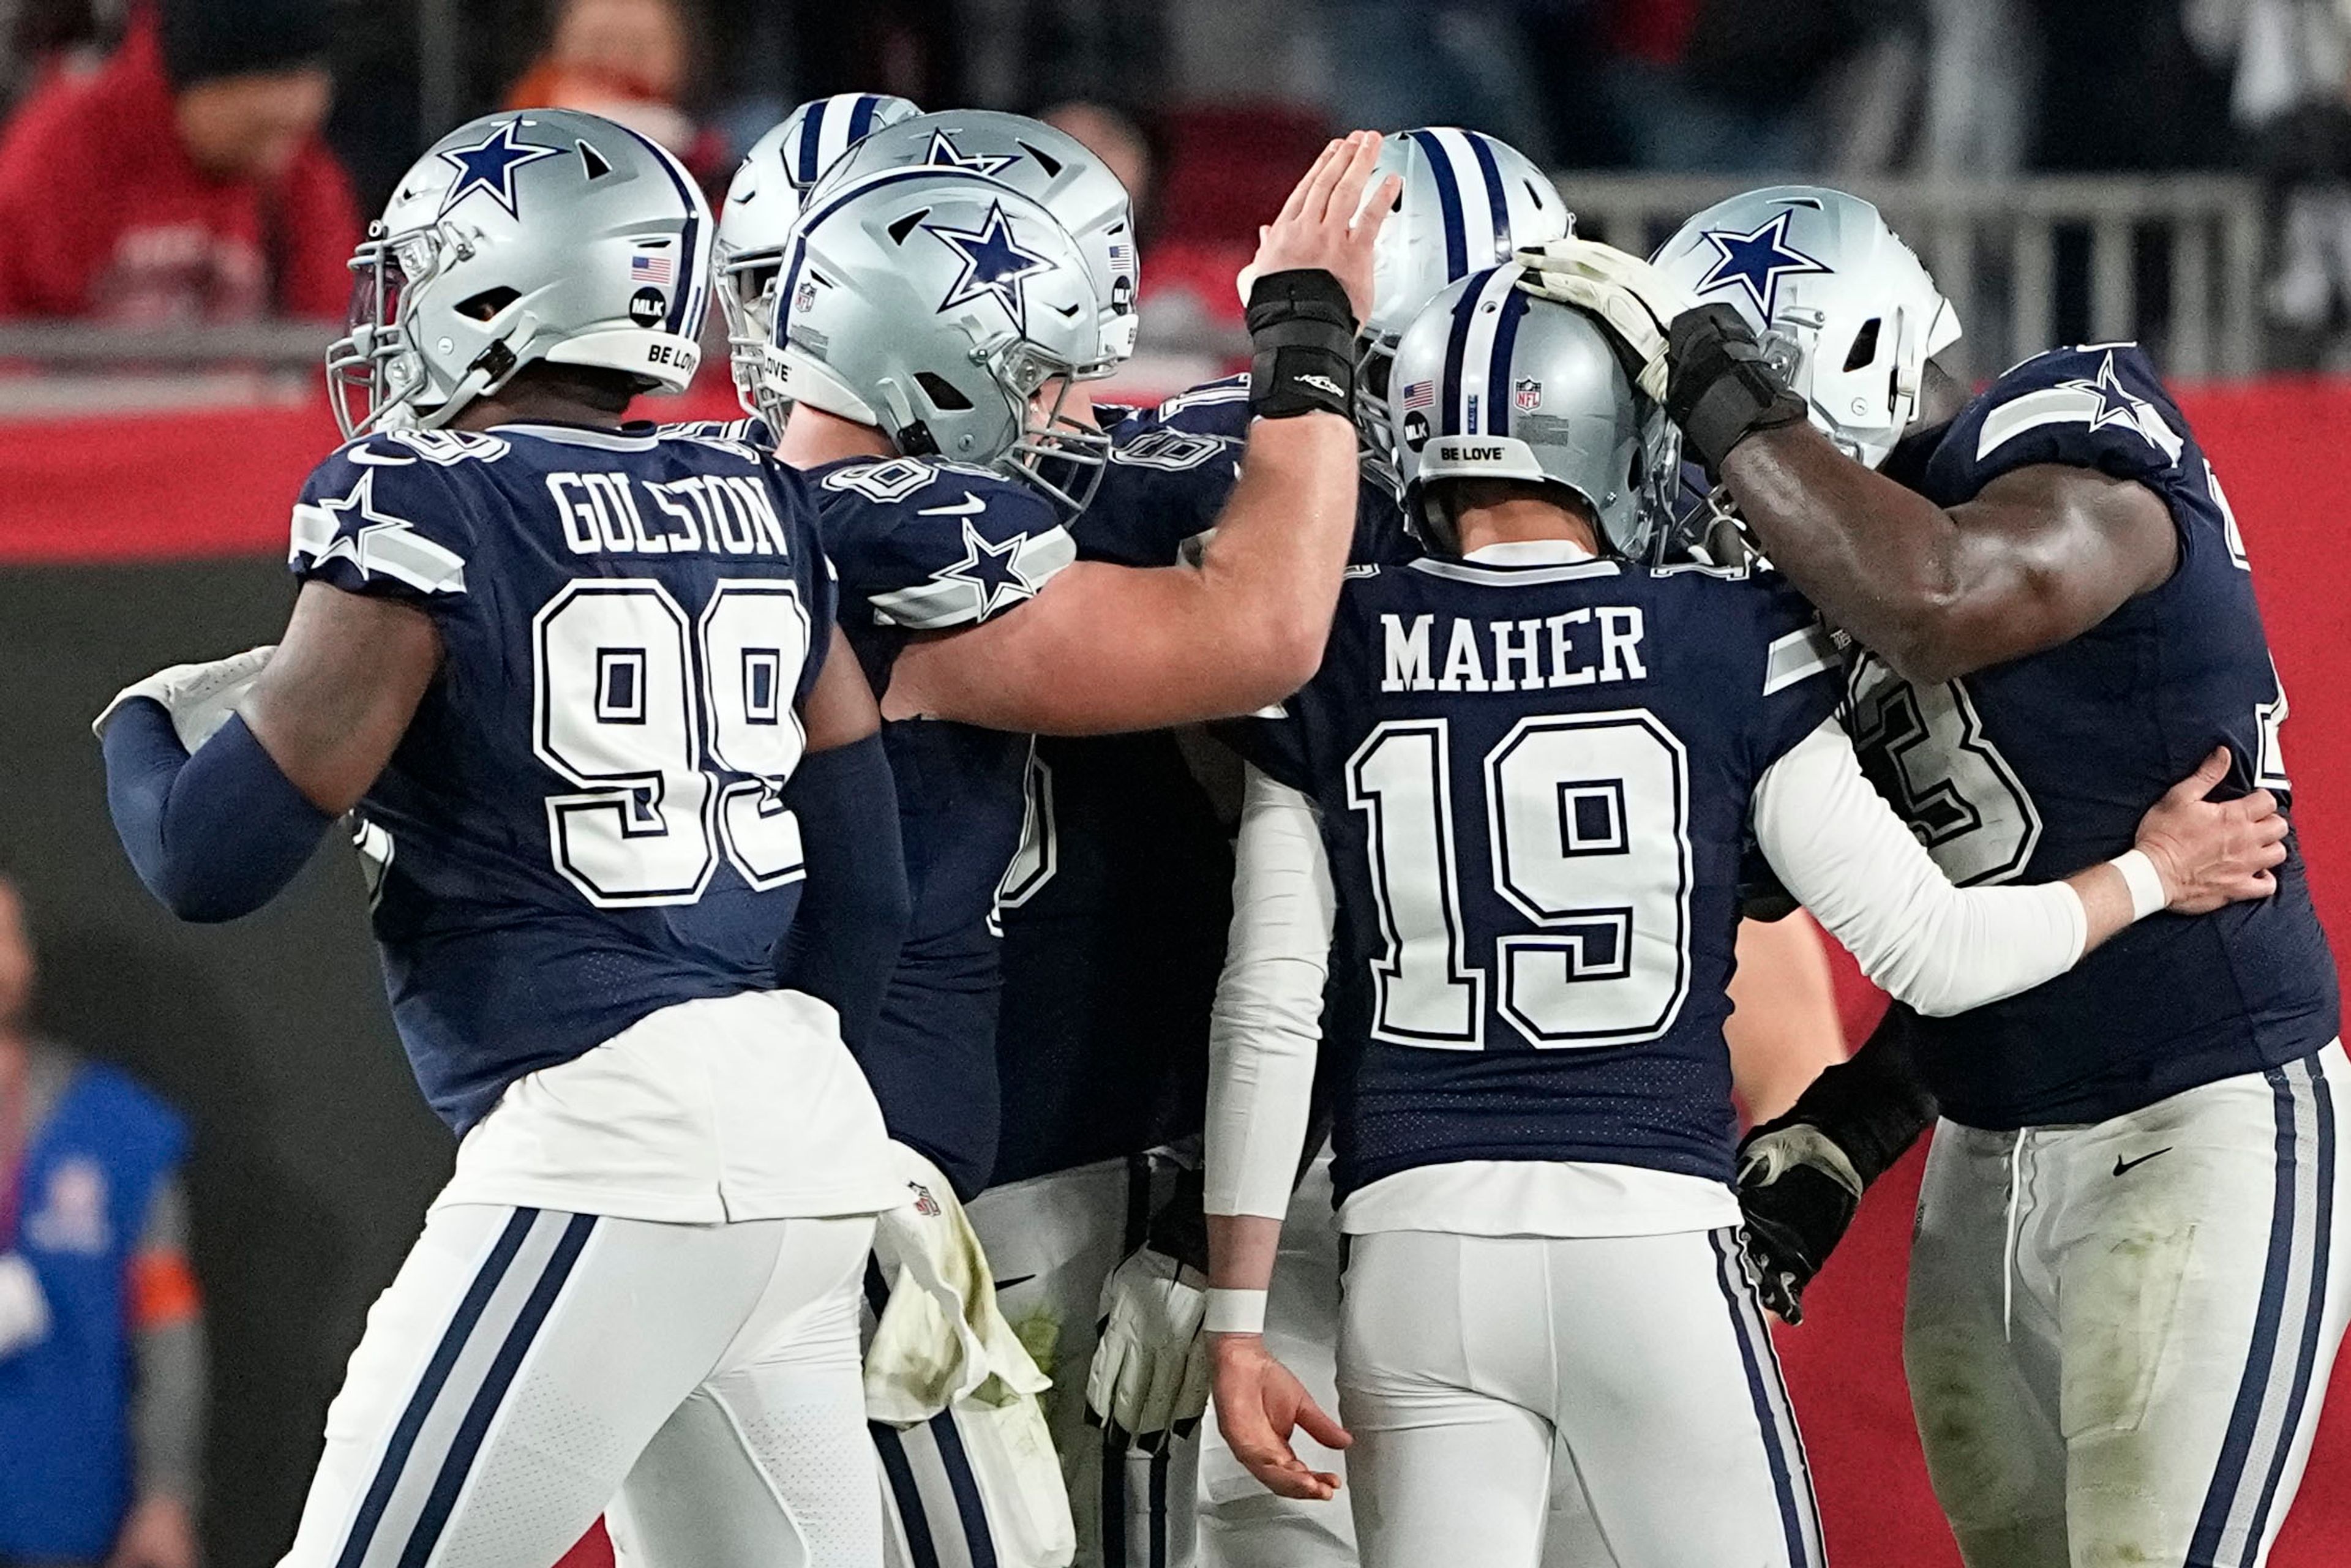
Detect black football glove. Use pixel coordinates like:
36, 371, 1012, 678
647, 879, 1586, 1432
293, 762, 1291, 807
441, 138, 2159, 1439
1736, 1119, 1864, 1326
1663, 302, 1809, 473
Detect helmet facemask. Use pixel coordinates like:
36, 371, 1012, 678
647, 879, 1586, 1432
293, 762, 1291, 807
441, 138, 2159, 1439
992, 336, 1113, 519
326, 223, 435, 438
718, 247, 786, 419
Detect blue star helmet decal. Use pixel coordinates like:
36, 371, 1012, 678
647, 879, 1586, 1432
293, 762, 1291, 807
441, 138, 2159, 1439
938, 515, 1039, 617
921, 130, 1019, 178
1694, 208, 1834, 320
923, 200, 1054, 332
2058, 351, 2152, 435
437, 121, 565, 220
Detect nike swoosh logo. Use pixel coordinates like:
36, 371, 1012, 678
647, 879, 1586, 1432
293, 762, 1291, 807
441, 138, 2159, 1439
918, 491, 987, 517
995, 1273, 1037, 1291
2113, 1147, 2173, 1177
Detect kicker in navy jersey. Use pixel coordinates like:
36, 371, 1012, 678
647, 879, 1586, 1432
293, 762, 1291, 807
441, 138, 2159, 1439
1855, 344, 2338, 1128
1239, 552, 1841, 1200
288, 420, 839, 1131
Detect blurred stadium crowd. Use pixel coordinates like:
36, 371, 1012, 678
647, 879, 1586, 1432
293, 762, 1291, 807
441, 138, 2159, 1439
4, 0, 2351, 363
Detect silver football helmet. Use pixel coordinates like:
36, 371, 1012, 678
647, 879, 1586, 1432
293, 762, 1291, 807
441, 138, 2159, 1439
765, 168, 1112, 513
1389, 264, 1678, 560
715, 93, 920, 415
326, 108, 711, 438
812, 110, 1141, 364
1652, 186, 1960, 470
1357, 128, 1573, 486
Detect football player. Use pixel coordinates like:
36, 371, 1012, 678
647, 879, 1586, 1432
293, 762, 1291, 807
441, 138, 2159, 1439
1036, 129, 1569, 1568
96, 110, 914, 1567
1591, 186, 2345, 1568
753, 137, 1398, 1566
1199, 267, 2291, 1568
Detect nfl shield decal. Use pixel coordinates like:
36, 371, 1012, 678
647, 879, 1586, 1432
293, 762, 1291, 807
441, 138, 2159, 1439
1514, 377, 1543, 413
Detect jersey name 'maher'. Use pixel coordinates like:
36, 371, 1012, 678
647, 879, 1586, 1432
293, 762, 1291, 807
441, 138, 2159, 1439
1378, 607, 1648, 694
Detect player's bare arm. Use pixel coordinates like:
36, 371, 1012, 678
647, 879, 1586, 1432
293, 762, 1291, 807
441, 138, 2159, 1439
244, 584, 443, 814
1711, 416, 2178, 685
798, 623, 882, 751
1198, 765, 1347, 1501
1204, 1211, 1349, 1502
94, 583, 439, 923
881, 134, 1402, 733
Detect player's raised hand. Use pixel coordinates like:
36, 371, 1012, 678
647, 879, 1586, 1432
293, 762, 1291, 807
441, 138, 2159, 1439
1250, 132, 1401, 324
2133, 747, 2291, 915
1210, 1332, 1350, 1501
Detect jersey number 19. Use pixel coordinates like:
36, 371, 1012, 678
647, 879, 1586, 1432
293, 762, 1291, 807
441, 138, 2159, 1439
1349, 710, 1693, 1052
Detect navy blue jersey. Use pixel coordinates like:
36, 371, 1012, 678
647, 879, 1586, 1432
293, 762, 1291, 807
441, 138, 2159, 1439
988, 386, 1254, 1186
1237, 552, 1842, 1200
1856, 345, 2338, 1127
288, 421, 839, 1131
804, 452, 1076, 1196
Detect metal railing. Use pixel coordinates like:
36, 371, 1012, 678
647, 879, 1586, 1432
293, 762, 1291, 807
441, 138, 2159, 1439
1554, 173, 2267, 382
0, 174, 2275, 416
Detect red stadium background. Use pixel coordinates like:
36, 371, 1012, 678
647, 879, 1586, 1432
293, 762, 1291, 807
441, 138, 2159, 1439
3, 380, 2346, 1564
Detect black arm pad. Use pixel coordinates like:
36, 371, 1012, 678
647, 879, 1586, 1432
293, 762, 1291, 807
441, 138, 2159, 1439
1246, 269, 1358, 419
1760, 1004, 1940, 1187
1664, 303, 1810, 472
773, 731, 911, 1054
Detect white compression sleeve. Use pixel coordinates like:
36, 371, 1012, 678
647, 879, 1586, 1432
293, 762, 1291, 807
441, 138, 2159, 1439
1204, 765, 1337, 1220
1752, 718, 2091, 1018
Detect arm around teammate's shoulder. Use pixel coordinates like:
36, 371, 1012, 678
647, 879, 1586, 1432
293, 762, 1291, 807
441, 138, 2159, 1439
1752, 722, 2285, 1016
881, 133, 1398, 736
1719, 424, 2178, 686
882, 411, 1359, 733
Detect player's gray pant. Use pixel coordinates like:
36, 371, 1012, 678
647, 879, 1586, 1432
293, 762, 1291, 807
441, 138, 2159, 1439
1908, 1040, 2351, 1568
874, 1153, 1193, 1568
1337, 1225, 1826, 1568
278, 1203, 879, 1568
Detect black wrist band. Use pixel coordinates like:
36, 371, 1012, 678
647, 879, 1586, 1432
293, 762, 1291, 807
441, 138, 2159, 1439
1665, 303, 1810, 471
1754, 1007, 1938, 1187
1247, 268, 1357, 420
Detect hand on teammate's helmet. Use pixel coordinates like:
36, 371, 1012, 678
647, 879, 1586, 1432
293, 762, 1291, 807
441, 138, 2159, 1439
93, 645, 276, 752
1515, 237, 1693, 402
1242, 132, 1402, 326
1735, 1119, 1866, 1325
1085, 1246, 1210, 1451
1662, 304, 1810, 471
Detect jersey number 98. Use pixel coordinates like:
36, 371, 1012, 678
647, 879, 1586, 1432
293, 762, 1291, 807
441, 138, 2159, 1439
533, 579, 811, 907
1349, 711, 1692, 1051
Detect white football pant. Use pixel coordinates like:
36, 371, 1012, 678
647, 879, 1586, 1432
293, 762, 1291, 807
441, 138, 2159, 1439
1337, 1225, 1826, 1568
1197, 1153, 1626, 1568
278, 1202, 879, 1568
1907, 1040, 2351, 1568
876, 1154, 1194, 1568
